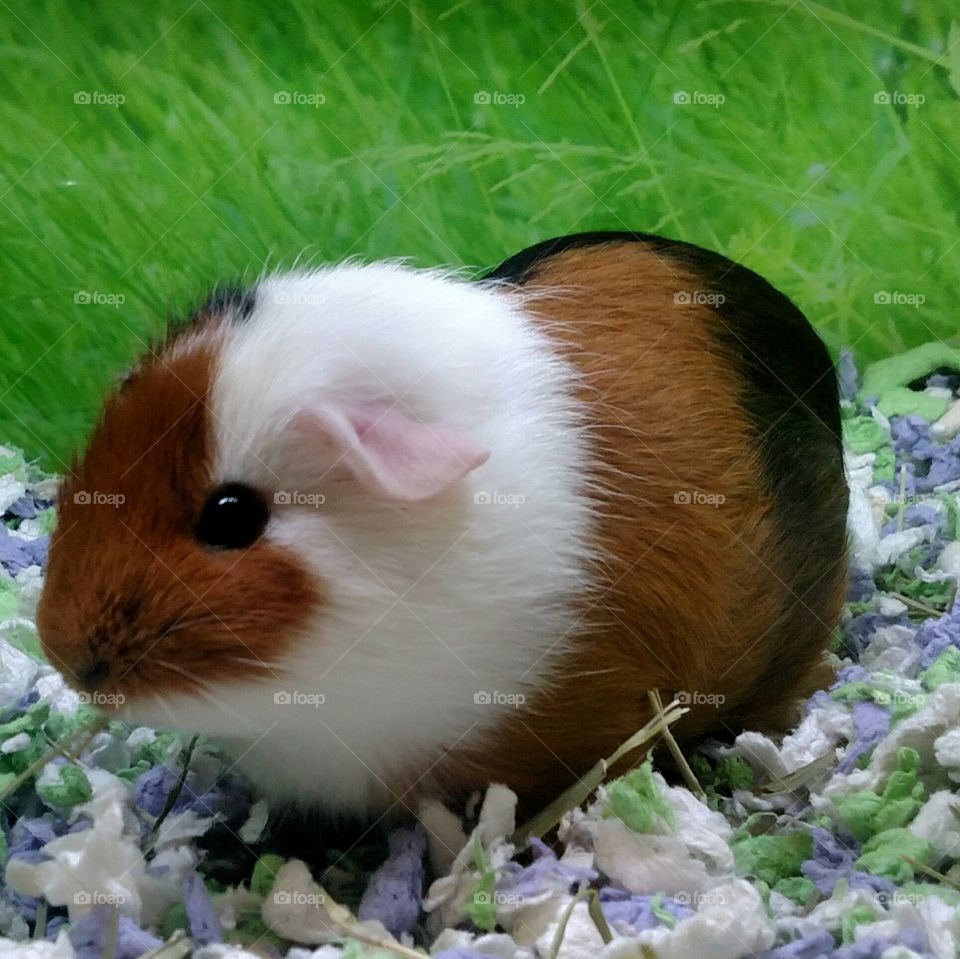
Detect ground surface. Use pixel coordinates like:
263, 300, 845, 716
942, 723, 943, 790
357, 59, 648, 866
2, 346, 960, 957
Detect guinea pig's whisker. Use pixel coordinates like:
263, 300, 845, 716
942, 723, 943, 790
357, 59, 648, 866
156, 660, 253, 727
229, 656, 278, 672
159, 614, 227, 638
156, 659, 216, 692
194, 682, 251, 726
151, 693, 181, 730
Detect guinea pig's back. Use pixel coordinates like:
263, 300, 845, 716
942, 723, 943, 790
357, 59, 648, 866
432, 234, 848, 803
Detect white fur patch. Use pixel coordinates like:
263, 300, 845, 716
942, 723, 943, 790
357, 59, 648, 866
132, 263, 595, 814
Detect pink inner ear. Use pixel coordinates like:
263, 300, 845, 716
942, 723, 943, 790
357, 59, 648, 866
293, 402, 489, 502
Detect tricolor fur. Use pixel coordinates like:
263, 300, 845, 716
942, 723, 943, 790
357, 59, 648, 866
38, 234, 848, 816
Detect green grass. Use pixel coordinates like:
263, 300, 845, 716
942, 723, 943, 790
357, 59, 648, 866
1, 0, 959, 468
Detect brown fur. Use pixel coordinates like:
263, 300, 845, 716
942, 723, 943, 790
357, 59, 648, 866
37, 330, 321, 701
37, 245, 846, 817
425, 242, 848, 810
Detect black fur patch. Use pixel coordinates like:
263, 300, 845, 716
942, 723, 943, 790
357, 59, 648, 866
118, 284, 258, 391
158, 283, 257, 350
168, 284, 257, 340
198, 284, 257, 323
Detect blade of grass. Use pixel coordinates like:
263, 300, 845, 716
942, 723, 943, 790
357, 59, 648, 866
143, 735, 199, 852
513, 696, 687, 843
648, 688, 705, 801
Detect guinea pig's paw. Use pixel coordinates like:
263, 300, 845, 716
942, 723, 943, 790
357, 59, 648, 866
286, 401, 489, 502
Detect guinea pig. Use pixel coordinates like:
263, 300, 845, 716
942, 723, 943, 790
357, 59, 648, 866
37, 231, 849, 817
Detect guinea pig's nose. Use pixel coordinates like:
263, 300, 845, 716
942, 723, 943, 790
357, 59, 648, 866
77, 658, 110, 692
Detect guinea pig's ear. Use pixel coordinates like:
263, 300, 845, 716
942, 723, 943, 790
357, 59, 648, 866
287, 402, 488, 502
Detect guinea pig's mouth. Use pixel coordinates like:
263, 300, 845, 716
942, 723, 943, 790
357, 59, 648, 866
68, 657, 212, 730
54, 655, 182, 711
38, 608, 305, 738
74, 652, 264, 711
42, 615, 282, 710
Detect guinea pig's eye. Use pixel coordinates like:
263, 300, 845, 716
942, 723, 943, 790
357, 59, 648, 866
195, 482, 269, 550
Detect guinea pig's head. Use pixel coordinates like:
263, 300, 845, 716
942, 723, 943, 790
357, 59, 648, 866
37, 282, 488, 737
